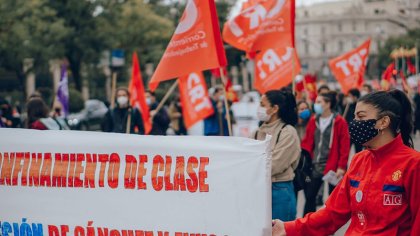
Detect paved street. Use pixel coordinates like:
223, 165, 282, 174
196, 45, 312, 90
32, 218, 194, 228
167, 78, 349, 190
295, 135, 420, 235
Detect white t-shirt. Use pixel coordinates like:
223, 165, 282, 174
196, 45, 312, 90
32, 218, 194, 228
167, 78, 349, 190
319, 114, 334, 133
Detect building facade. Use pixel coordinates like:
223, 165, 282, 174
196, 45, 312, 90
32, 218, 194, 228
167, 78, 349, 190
295, 0, 420, 79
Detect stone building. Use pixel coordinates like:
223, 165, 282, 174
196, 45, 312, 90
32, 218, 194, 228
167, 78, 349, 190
295, 0, 420, 79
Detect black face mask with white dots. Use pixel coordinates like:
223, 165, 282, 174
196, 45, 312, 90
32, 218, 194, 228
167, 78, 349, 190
349, 119, 379, 145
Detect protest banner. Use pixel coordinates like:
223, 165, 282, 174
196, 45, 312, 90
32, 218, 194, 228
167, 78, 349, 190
0, 129, 271, 236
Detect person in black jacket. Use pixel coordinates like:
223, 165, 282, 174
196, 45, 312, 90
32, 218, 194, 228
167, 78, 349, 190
146, 90, 170, 135
102, 88, 145, 134
344, 88, 363, 153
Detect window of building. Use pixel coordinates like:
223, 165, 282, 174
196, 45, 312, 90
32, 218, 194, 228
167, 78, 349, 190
304, 42, 309, 55
352, 21, 357, 32
322, 42, 326, 53
338, 23, 342, 32
304, 11, 308, 17
352, 39, 358, 48
304, 28, 308, 35
321, 26, 325, 34
339, 41, 344, 52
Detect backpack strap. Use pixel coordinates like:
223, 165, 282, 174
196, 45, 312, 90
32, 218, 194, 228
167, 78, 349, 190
275, 123, 288, 145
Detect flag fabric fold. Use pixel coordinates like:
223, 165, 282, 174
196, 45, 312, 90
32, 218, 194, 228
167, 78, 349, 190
57, 64, 69, 117
149, 0, 227, 91
178, 72, 214, 129
329, 39, 371, 94
129, 52, 152, 134
223, 0, 294, 53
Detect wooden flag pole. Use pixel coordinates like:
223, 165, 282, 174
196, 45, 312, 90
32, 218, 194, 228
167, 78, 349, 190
126, 108, 132, 134
292, 48, 296, 94
219, 67, 233, 136
110, 72, 117, 108
153, 80, 179, 115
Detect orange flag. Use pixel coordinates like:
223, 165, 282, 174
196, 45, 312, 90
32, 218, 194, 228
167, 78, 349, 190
254, 45, 301, 93
149, 0, 227, 91
129, 52, 152, 134
178, 72, 214, 129
329, 39, 371, 94
223, 0, 294, 53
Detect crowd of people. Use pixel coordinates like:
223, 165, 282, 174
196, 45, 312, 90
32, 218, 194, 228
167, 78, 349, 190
1, 83, 419, 235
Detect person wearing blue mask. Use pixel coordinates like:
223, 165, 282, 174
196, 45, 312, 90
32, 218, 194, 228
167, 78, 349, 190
301, 91, 350, 215
296, 100, 311, 140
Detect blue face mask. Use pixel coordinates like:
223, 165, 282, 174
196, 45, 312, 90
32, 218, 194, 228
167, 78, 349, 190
313, 104, 323, 115
299, 109, 311, 120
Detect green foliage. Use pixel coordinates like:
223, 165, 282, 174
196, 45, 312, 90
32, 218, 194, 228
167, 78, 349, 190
0, 0, 69, 79
378, 28, 420, 70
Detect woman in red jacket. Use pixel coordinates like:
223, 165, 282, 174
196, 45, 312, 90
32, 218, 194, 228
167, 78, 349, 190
301, 91, 350, 214
272, 90, 419, 236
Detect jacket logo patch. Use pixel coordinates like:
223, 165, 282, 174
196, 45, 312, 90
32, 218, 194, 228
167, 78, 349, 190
392, 170, 402, 181
383, 194, 402, 205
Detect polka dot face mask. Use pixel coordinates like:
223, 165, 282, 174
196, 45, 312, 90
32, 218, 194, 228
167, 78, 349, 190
349, 119, 379, 145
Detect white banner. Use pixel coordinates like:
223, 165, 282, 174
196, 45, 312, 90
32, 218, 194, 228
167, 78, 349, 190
0, 129, 271, 236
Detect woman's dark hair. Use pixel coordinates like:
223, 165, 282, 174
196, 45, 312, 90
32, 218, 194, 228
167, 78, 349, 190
116, 87, 130, 98
359, 90, 413, 148
26, 97, 49, 127
297, 100, 310, 110
265, 88, 297, 126
319, 91, 337, 110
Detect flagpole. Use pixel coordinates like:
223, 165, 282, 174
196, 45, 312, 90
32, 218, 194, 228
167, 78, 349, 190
110, 72, 117, 108
219, 67, 233, 137
153, 80, 179, 115
126, 108, 132, 134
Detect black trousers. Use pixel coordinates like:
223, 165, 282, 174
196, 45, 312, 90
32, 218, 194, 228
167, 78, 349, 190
303, 176, 335, 215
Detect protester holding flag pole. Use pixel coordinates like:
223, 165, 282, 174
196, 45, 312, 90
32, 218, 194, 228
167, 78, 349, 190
102, 87, 145, 134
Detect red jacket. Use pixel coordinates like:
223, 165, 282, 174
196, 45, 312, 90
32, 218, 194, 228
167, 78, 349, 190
301, 114, 350, 174
285, 135, 420, 235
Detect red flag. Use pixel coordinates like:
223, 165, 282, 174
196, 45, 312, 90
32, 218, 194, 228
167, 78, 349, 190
382, 62, 395, 82
406, 59, 416, 75
304, 74, 317, 101
225, 77, 239, 102
254, 45, 301, 93
129, 52, 152, 134
223, 0, 294, 53
149, 0, 227, 91
329, 39, 371, 94
178, 72, 214, 129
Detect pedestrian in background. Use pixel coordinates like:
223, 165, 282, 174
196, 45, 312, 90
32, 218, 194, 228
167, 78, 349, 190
102, 87, 145, 134
253, 88, 300, 221
301, 91, 350, 215
168, 96, 187, 135
146, 90, 170, 135
296, 100, 311, 140
26, 97, 67, 130
204, 87, 225, 136
344, 88, 363, 153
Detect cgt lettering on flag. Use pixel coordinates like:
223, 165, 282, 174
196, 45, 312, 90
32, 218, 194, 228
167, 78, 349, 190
179, 72, 214, 129
254, 46, 300, 93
